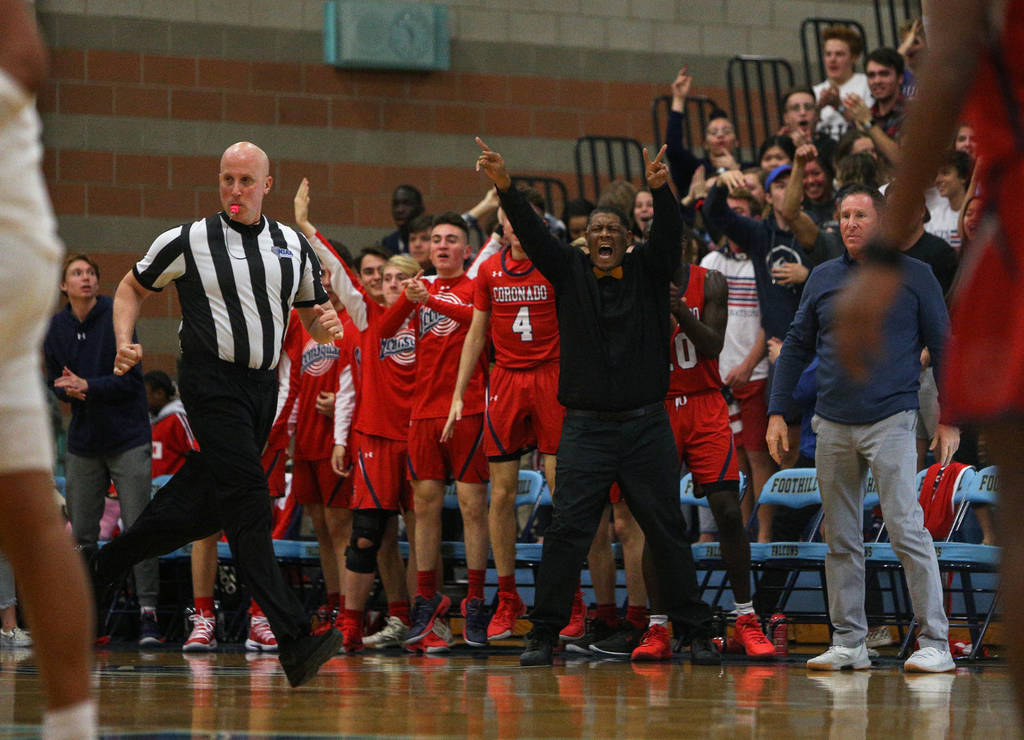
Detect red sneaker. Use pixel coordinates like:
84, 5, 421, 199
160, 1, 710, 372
631, 624, 672, 662
182, 609, 217, 653
487, 592, 526, 641
245, 616, 278, 653
311, 604, 335, 636
733, 613, 774, 658
559, 590, 586, 641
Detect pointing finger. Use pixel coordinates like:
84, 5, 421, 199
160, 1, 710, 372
652, 144, 667, 164
642, 147, 651, 169
475, 136, 491, 152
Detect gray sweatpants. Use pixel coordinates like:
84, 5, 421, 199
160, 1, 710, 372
814, 410, 948, 650
0, 550, 14, 610
66, 443, 158, 608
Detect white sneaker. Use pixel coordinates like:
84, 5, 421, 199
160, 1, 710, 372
0, 627, 32, 648
244, 616, 278, 653
865, 625, 894, 648
364, 616, 409, 648
904, 646, 955, 673
806, 643, 871, 671
182, 610, 218, 653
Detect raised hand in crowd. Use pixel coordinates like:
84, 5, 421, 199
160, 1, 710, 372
643, 144, 670, 189
795, 142, 818, 167
670, 66, 692, 112
716, 169, 747, 193
293, 177, 315, 239
475, 136, 511, 190
682, 164, 708, 207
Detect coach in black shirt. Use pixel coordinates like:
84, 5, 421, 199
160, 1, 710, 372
93, 141, 345, 685
475, 138, 715, 666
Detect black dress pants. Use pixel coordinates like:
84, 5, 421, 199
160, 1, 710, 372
529, 404, 712, 638
94, 357, 310, 645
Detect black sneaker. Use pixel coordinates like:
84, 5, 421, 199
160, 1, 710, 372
139, 611, 163, 647
520, 628, 556, 666
590, 623, 646, 658
461, 597, 489, 647
405, 593, 452, 645
690, 635, 723, 665
564, 618, 620, 655
279, 628, 345, 688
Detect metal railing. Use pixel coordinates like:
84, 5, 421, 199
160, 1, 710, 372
726, 56, 795, 160
509, 175, 569, 219
573, 136, 646, 203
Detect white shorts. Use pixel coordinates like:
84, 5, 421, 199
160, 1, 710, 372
0, 70, 63, 473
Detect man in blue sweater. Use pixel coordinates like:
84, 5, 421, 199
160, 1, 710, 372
766, 185, 959, 673
43, 254, 157, 645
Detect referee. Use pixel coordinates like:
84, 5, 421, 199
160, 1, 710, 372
93, 141, 345, 686
474, 138, 717, 666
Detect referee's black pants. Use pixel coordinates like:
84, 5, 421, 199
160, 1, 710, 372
94, 357, 310, 645
529, 404, 713, 639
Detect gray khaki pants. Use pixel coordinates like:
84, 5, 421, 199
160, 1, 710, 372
0, 550, 14, 610
66, 443, 158, 608
814, 410, 948, 650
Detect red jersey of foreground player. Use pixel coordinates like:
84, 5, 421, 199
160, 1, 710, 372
474, 247, 559, 369
667, 264, 723, 396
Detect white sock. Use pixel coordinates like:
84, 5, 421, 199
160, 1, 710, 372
734, 601, 755, 616
42, 699, 96, 740
649, 614, 668, 627
140, 607, 156, 617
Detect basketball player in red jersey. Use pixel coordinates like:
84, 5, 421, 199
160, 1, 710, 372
287, 301, 356, 643
633, 257, 773, 661
443, 201, 561, 644
835, 0, 1024, 705
377, 213, 490, 649
294, 181, 434, 651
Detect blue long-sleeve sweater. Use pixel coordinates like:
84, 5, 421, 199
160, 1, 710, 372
43, 295, 151, 457
768, 252, 949, 425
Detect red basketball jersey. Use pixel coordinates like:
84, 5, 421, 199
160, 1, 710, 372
150, 400, 198, 477
667, 264, 722, 396
291, 322, 356, 461
353, 300, 417, 441
474, 247, 559, 369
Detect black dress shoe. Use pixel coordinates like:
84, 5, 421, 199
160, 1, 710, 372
279, 628, 344, 687
520, 628, 556, 666
689, 635, 723, 665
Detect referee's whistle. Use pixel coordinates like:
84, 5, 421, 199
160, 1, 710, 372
229, 204, 240, 216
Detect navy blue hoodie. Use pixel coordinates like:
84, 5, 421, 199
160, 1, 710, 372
43, 295, 150, 457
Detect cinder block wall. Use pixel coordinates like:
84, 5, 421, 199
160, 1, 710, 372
35, 0, 881, 373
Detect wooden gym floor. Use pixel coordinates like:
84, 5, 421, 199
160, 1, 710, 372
1, 642, 1021, 739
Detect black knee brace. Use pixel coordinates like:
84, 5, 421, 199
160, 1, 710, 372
345, 509, 389, 574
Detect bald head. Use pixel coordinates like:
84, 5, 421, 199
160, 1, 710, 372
219, 141, 273, 224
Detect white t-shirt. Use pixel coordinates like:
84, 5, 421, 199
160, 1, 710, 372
926, 198, 962, 250
700, 247, 768, 384
813, 73, 874, 142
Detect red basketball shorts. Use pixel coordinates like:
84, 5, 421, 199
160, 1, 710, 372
730, 378, 768, 452
484, 362, 564, 459
291, 457, 351, 509
665, 391, 739, 487
407, 414, 488, 484
351, 431, 413, 512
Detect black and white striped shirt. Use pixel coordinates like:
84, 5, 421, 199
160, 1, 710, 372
134, 212, 328, 370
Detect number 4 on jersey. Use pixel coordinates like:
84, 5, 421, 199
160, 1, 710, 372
512, 306, 534, 342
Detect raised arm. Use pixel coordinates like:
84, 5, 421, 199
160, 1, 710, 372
476, 137, 571, 283
702, 172, 766, 256
643, 145, 682, 275
782, 144, 821, 250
